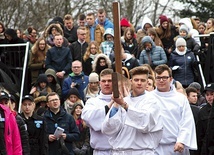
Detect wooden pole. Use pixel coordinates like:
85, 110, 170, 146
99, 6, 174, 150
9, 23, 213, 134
113, 2, 122, 74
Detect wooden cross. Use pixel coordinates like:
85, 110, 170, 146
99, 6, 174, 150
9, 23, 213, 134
112, 2, 131, 98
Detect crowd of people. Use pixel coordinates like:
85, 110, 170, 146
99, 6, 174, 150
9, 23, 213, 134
0, 7, 214, 155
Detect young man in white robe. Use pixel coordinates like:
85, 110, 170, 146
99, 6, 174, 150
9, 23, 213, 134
101, 66, 163, 155
81, 68, 114, 155
152, 64, 197, 155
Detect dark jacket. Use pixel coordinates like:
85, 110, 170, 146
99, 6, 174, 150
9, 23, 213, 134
45, 46, 72, 74
82, 57, 93, 76
197, 103, 212, 155
64, 26, 78, 44
206, 101, 214, 155
169, 49, 196, 87
62, 72, 89, 101
112, 52, 139, 71
69, 41, 88, 63
44, 108, 80, 155
121, 37, 139, 58
21, 112, 48, 155
16, 114, 30, 155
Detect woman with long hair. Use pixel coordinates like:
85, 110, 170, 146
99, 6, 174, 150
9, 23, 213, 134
28, 37, 50, 85
82, 41, 102, 75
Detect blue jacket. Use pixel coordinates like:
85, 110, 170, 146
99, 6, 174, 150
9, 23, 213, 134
44, 108, 80, 155
95, 18, 114, 30
139, 36, 167, 67
62, 72, 89, 101
169, 49, 196, 86
45, 46, 72, 74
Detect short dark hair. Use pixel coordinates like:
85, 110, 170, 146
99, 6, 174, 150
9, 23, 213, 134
129, 66, 149, 78
46, 92, 59, 102
98, 8, 105, 14
78, 14, 86, 20
154, 64, 172, 77
186, 87, 198, 96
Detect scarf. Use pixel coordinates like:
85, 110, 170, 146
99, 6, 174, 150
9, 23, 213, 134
89, 53, 98, 60
176, 47, 187, 55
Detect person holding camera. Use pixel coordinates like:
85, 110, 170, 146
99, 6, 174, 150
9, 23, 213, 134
62, 60, 89, 103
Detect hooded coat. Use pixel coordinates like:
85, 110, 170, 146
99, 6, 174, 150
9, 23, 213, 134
139, 36, 167, 68
92, 53, 112, 75
45, 68, 61, 97
100, 28, 114, 57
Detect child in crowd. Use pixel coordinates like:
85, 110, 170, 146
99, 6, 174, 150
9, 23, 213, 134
71, 103, 90, 155
29, 73, 52, 98
64, 87, 84, 114
45, 68, 61, 97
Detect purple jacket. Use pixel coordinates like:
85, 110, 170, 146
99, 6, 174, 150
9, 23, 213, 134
0, 104, 22, 155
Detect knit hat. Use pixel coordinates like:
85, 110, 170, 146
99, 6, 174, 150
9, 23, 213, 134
176, 38, 186, 47
188, 82, 201, 90
66, 87, 81, 99
89, 72, 99, 82
120, 18, 130, 27
36, 74, 48, 85
179, 24, 189, 34
159, 15, 168, 25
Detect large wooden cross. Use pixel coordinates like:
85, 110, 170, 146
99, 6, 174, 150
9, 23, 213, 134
112, 2, 131, 98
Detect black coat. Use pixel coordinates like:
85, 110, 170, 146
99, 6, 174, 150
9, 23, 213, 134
69, 41, 88, 63
44, 108, 80, 155
21, 112, 48, 155
206, 102, 214, 155
16, 114, 30, 155
197, 103, 212, 155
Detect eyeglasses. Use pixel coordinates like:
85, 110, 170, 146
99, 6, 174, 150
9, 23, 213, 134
91, 47, 96, 49
155, 76, 170, 81
48, 98, 59, 103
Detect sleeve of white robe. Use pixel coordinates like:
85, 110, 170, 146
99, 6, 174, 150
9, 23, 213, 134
176, 97, 197, 150
125, 97, 162, 133
101, 107, 125, 136
81, 98, 107, 131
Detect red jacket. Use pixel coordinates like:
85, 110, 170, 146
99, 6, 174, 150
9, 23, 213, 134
0, 104, 22, 155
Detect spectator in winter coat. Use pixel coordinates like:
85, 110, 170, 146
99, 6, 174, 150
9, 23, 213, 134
45, 33, 73, 84
0, 103, 22, 155
69, 27, 88, 63
63, 14, 78, 44
121, 27, 139, 58
85, 12, 105, 46
93, 53, 112, 75
82, 41, 102, 76
71, 103, 90, 155
156, 15, 178, 60
139, 36, 167, 69
169, 38, 196, 88
28, 37, 50, 85
62, 60, 89, 102
174, 24, 200, 54
0, 91, 29, 155
45, 68, 62, 97
100, 28, 114, 57
95, 8, 114, 30
44, 92, 80, 155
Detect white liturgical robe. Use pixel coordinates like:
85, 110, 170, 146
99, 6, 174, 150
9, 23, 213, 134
152, 88, 197, 155
101, 92, 163, 155
81, 92, 113, 154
